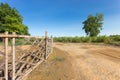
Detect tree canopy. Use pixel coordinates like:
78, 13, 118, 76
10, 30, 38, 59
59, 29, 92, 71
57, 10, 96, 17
82, 13, 104, 37
0, 3, 29, 35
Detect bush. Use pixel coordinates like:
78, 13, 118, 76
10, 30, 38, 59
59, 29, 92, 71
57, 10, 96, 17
103, 37, 113, 44
53, 35, 120, 46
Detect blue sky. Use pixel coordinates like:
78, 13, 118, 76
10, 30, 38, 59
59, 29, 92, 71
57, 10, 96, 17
0, 0, 120, 36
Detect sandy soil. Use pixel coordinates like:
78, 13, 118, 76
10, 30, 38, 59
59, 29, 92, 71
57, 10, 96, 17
26, 47, 74, 80
1, 43, 120, 80
55, 43, 120, 80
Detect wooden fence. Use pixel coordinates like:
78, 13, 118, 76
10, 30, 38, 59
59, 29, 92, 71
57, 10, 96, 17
0, 32, 53, 80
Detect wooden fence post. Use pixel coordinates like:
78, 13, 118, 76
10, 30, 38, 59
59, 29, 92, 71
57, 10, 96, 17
44, 31, 48, 60
4, 31, 8, 80
12, 32, 15, 80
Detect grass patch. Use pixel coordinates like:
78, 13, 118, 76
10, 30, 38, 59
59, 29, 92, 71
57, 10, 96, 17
53, 56, 65, 62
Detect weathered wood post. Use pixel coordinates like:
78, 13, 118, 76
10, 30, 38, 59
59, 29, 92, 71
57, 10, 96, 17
44, 31, 48, 60
0, 71, 2, 80
12, 32, 15, 80
4, 31, 8, 80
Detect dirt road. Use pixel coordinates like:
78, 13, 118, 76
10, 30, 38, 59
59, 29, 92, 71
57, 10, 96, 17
0, 43, 120, 80
55, 43, 120, 80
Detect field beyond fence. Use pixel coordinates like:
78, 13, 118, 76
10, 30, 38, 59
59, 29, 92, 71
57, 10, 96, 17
54, 35, 120, 46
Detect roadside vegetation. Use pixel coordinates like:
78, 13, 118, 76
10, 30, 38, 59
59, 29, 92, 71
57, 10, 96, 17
54, 35, 120, 46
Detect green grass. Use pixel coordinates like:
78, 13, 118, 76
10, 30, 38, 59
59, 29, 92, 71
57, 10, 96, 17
53, 56, 65, 62
54, 35, 120, 46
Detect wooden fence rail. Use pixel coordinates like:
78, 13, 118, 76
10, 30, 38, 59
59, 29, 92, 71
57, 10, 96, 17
0, 31, 53, 80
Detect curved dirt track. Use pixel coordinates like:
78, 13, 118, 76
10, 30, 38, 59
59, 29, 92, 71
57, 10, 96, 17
55, 43, 120, 80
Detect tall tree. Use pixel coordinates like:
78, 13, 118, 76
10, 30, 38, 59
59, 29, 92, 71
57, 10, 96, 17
0, 3, 29, 35
82, 13, 104, 37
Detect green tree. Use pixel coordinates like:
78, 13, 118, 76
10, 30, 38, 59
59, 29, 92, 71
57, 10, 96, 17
0, 3, 29, 35
82, 13, 104, 37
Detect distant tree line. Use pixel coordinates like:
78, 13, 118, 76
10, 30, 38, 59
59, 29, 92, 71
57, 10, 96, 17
54, 35, 120, 46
